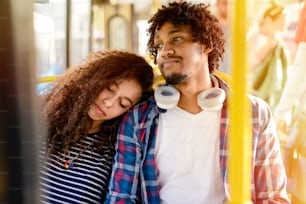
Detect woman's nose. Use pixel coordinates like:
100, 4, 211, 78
103, 98, 115, 108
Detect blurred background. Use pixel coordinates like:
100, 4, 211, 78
1, 0, 305, 203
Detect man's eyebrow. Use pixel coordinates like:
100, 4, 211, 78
168, 28, 180, 35
154, 28, 181, 40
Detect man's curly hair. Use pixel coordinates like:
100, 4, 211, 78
147, 2, 225, 73
42, 50, 154, 156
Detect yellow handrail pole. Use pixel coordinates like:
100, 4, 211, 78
227, 0, 252, 203
37, 75, 59, 83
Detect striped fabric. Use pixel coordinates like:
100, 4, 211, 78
40, 133, 115, 204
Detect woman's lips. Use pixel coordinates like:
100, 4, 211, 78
95, 103, 106, 116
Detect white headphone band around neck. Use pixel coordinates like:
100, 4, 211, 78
154, 85, 226, 111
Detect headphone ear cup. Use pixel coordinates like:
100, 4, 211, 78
197, 88, 225, 111
154, 85, 180, 109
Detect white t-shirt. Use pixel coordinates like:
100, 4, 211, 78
155, 107, 226, 204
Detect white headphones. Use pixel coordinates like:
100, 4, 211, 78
154, 85, 225, 111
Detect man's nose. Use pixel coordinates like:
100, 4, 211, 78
160, 43, 175, 57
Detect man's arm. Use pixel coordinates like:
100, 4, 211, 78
252, 97, 291, 203
104, 112, 141, 204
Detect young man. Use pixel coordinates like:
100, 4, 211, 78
105, 2, 290, 204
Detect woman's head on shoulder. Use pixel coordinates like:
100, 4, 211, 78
43, 50, 154, 153
45, 50, 154, 114
81, 50, 154, 100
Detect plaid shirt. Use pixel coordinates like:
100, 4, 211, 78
105, 76, 290, 204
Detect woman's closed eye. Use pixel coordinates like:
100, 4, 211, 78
119, 99, 132, 109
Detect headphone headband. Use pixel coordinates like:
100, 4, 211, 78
154, 85, 225, 111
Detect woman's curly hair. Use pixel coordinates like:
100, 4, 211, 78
147, 2, 225, 73
42, 50, 154, 156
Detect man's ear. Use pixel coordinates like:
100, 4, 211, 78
202, 44, 213, 53
200, 44, 213, 54
205, 47, 213, 53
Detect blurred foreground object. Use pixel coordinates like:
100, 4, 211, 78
0, 0, 40, 203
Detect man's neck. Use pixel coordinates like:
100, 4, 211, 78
175, 78, 213, 114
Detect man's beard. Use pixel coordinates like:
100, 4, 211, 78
163, 72, 188, 85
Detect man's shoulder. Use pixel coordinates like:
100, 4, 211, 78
247, 94, 273, 120
128, 96, 158, 115
247, 94, 270, 108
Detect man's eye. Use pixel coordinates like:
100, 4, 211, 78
154, 44, 163, 50
173, 36, 182, 42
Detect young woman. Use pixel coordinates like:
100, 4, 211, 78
39, 50, 154, 203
